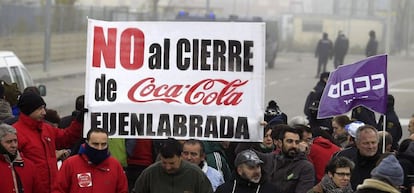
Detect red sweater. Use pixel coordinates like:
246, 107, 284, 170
13, 113, 82, 193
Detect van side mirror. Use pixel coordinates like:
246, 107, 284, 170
38, 85, 46, 96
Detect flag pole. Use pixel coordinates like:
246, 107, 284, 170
382, 114, 386, 153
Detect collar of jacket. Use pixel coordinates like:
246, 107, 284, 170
278, 151, 307, 161
18, 113, 42, 131
79, 153, 111, 172
356, 178, 400, 193
234, 172, 262, 189
200, 160, 208, 173
1, 151, 24, 167
356, 150, 379, 166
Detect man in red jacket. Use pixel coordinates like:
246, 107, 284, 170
13, 92, 83, 193
0, 123, 40, 193
53, 128, 128, 193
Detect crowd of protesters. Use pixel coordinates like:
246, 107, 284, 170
1, 29, 413, 193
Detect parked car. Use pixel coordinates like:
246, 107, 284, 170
0, 51, 46, 95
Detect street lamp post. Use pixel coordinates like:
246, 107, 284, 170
43, 0, 51, 72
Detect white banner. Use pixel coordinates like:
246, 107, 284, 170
84, 19, 265, 142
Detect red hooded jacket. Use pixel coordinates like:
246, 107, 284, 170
308, 136, 341, 182
13, 113, 82, 193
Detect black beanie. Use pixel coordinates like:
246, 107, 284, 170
17, 92, 46, 115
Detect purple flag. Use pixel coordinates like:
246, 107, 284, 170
317, 54, 388, 119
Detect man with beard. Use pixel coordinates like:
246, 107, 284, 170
215, 149, 276, 193
256, 126, 315, 193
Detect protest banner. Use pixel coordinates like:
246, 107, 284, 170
318, 54, 388, 119
84, 19, 266, 142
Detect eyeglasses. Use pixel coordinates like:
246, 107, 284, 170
334, 172, 351, 177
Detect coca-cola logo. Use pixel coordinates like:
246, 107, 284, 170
127, 77, 248, 105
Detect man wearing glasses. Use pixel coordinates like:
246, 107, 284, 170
307, 156, 354, 193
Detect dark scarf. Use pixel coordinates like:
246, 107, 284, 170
79, 143, 110, 165
320, 174, 353, 193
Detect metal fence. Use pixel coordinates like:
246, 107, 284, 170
0, 4, 158, 63
0, 4, 155, 36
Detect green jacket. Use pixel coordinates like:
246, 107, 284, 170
134, 160, 213, 193
203, 141, 232, 182
108, 138, 127, 167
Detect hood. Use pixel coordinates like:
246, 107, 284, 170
398, 141, 414, 161
202, 141, 224, 154
312, 136, 334, 148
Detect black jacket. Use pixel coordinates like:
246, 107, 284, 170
334, 35, 349, 57
333, 146, 381, 190
259, 152, 315, 193
365, 37, 378, 57
215, 173, 276, 193
397, 142, 414, 193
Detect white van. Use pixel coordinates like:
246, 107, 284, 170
0, 51, 45, 95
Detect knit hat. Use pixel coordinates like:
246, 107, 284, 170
234, 150, 263, 167
370, 155, 403, 186
17, 92, 46, 115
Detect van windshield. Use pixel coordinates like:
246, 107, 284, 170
0, 67, 12, 83
10, 66, 25, 92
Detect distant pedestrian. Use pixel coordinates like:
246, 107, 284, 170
315, 32, 333, 78
365, 30, 378, 57
333, 31, 349, 68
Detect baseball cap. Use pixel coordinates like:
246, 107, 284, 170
234, 150, 264, 167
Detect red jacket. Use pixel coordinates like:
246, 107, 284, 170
53, 154, 128, 193
126, 139, 153, 166
308, 136, 341, 182
13, 113, 82, 193
0, 152, 40, 193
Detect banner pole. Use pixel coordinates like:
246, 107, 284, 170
382, 114, 386, 153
